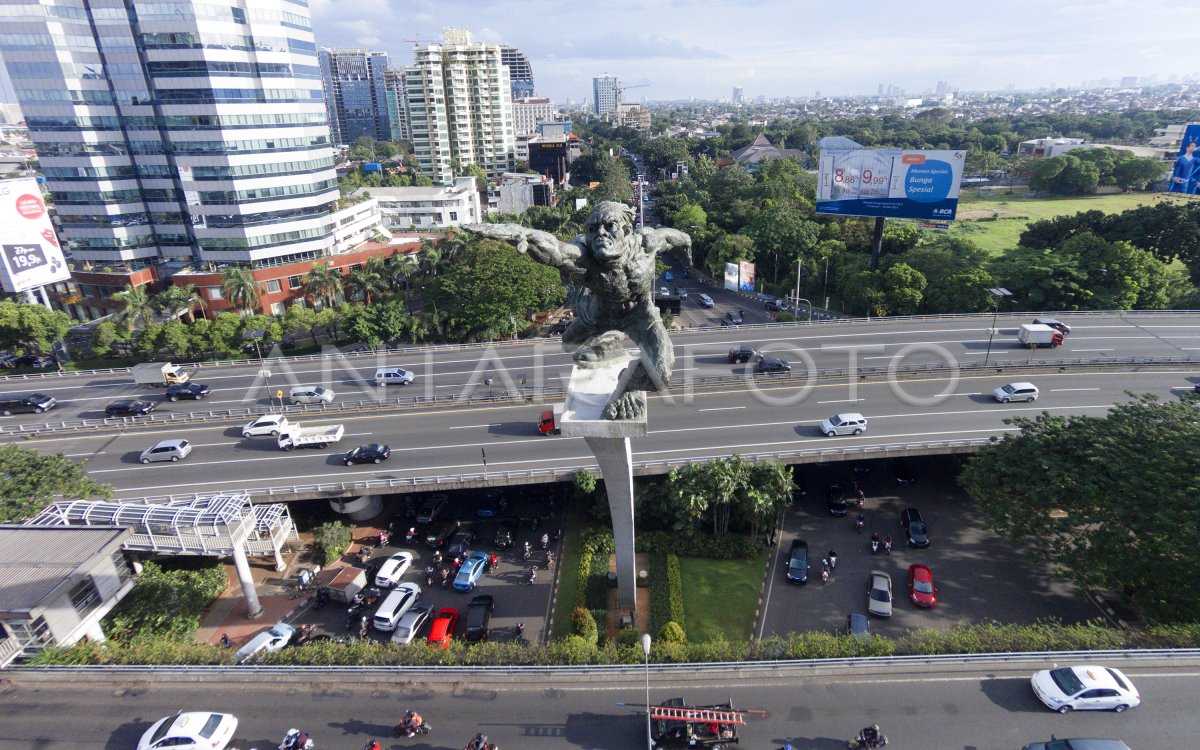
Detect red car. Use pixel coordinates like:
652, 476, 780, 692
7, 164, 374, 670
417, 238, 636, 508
908, 564, 937, 608
427, 607, 459, 649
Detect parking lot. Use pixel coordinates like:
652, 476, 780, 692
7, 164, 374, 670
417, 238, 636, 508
757, 455, 1098, 638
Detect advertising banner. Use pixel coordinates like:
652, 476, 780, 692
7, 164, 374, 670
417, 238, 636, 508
816, 148, 965, 220
0, 177, 69, 294
738, 261, 756, 292
1167, 123, 1200, 194
723, 262, 739, 292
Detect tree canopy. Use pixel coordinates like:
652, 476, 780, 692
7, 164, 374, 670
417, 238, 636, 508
0, 444, 112, 522
0, 300, 71, 353
960, 394, 1200, 622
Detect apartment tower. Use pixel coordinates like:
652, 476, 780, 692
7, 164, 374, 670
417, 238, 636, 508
318, 48, 392, 145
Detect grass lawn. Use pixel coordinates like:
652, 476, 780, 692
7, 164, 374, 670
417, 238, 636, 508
945, 191, 1191, 256
550, 506, 591, 638
677, 552, 767, 642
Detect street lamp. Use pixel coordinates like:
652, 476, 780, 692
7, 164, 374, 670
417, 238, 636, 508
641, 633, 653, 750
983, 287, 1013, 367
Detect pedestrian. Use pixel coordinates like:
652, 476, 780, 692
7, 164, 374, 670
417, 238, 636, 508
219, 633, 231, 648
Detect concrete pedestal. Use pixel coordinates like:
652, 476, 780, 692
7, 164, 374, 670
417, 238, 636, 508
558, 358, 647, 612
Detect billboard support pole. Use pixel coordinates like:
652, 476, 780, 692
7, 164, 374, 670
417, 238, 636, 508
36, 285, 52, 310
869, 217, 885, 271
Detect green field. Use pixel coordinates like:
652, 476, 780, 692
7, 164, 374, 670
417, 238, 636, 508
677, 553, 767, 642
944, 191, 1191, 255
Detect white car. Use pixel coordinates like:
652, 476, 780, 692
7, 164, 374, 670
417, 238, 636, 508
234, 622, 296, 663
697, 293, 715, 308
820, 413, 868, 437
993, 382, 1039, 403
242, 414, 288, 437
289, 386, 335, 404
372, 582, 422, 632
139, 438, 192, 464
391, 603, 433, 645
374, 550, 415, 587
1030, 665, 1141, 713
867, 570, 893, 617
138, 712, 238, 750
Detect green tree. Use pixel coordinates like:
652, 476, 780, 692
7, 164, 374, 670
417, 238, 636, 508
112, 283, 155, 331
461, 163, 489, 190
703, 233, 755, 277
0, 299, 71, 353
207, 312, 245, 356
89, 319, 119, 357
347, 298, 412, 349
151, 284, 204, 323
220, 268, 262, 314
313, 520, 352, 566
345, 261, 388, 305
673, 203, 707, 240
744, 205, 820, 285
417, 241, 443, 279
159, 319, 191, 358
105, 561, 228, 641
133, 321, 164, 357
1029, 154, 1101, 195
666, 455, 787, 537
1111, 155, 1167, 191
878, 263, 926, 315
988, 246, 1090, 310
0, 444, 112, 522
960, 394, 1200, 622
302, 261, 343, 308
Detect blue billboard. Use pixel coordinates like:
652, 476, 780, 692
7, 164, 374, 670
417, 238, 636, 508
816, 149, 966, 221
1167, 124, 1200, 194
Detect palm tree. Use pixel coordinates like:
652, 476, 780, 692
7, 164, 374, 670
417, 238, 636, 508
345, 261, 388, 305
417, 243, 443, 279
302, 261, 343, 309
113, 283, 155, 331
386, 252, 419, 291
439, 232, 470, 263
221, 268, 262, 315
151, 284, 205, 323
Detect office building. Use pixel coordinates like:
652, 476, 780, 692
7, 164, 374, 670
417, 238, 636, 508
318, 48, 393, 145
513, 97, 556, 137
405, 29, 515, 186
593, 74, 619, 117
356, 178, 481, 230
0, 0, 340, 272
732, 86, 743, 105
384, 68, 409, 142
500, 45, 535, 99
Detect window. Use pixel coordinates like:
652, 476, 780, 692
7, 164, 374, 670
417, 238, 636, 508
110, 549, 132, 584
288, 275, 301, 289
208, 287, 224, 300
270, 301, 285, 315
449, 211, 458, 221
68, 577, 101, 616
266, 279, 281, 293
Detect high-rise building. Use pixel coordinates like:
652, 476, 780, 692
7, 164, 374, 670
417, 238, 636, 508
935, 80, 949, 98
500, 45, 535, 99
593, 74, 619, 117
383, 68, 409, 142
318, 48, 392, 145
405, 29, 515, 186
513, 97, 556, 137
0, 0, 340, 270
732, 86, 743, 105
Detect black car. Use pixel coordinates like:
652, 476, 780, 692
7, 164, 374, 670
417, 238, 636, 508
727, 345, 759, 364
446, 529, 476, 559
827, 484, 848, 517
17, 354, 54, 369
721, 310, 744, 326
344, 443, 391, 466
1033, 317, 1072, 335
166, 382, 211, 401
755, 357, 791, 374
425, 519, 462, 549
902, 507, 930, 548
465, 594, 494, 643
764, 298, 787, 312
104, 399, 156, 417
786, 539, 809, 584
890, 458, 917, 485
493, 518, 516, 549
0, 392, 56, 416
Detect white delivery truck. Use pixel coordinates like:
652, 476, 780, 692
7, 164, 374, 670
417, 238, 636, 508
277, 423, 344, 450
131, 362, 191, 387
1017, 324, 1064, 348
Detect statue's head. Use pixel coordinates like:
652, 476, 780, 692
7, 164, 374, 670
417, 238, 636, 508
584, 202, 636, 264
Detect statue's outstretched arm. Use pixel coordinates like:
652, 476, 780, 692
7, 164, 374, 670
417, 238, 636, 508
463, 223, 582, 271
640, 227, 693, 267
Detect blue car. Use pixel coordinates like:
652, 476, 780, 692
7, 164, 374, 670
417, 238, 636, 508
453, 551, 489, 592
663, 271, 674, 282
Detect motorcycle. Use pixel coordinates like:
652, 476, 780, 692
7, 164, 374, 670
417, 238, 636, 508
464, 733, 497, 750
345, 603, 364, 630
377, 530, 390, 548
431, 549, 443, 566
357, 546, 372, 564
847, 725, 887, 749
855, 514, 865, 532
395, 714, 431, 738
279, 728, 314, 750
522, 542, 532, 561
425, 566, 435, 586
313, 588, 330, 609
404, 526, 417, 544
356, 614, 370, 639
828, 551, 838, 571
883, 537, 892, 554
527, 567, 537, 585
545, 551, 555, 568
539, 533, 549, 549
361, 586, 382, 607
514, 622, 525, 641
870, 533, 881, 554
820, 567, 829, 584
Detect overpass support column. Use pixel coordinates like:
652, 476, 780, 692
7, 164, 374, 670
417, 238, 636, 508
558, 359, 647, 615
232, 547, 263, 619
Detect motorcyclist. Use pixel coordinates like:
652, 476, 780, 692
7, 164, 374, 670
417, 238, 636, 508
856, 724, 883, 748
828, 549, 838, 569
398, 710, 424, 736
466, 733, 489, 750
883, 535, 893, 553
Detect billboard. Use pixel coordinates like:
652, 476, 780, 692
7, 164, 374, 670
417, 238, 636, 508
1168, 123, 1200, 194
738, 261, 756, 292
723, 262, 739, 292
816, 148, 965, 220
0, 177, 69, 294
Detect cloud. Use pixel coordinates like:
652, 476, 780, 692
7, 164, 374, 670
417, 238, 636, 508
538, 33, 723, 61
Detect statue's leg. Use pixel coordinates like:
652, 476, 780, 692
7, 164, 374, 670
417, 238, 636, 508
563, 319, 624, 365
602, 307, 672, 420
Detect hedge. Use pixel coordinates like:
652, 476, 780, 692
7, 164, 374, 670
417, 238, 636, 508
30, 620, 1200, 667
574, 528, 616, 614
636, 531, 760, 560
665, 555, 686, 628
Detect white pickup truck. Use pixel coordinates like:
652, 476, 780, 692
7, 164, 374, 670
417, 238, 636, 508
277, 423, 344, 450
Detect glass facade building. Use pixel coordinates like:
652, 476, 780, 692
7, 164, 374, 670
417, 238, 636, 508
317, 47, 391, 145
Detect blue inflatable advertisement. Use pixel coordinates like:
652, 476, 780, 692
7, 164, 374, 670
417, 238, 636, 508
816, 149, 966, 220
1167, 124, 1200, 194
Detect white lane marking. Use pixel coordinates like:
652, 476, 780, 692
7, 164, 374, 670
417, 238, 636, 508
1051, 388, 1100, 392
449, 423, 501, 429
818, 398, 862, 404
861, 355, 897, 360
1071, 348, 1113, 352
698, 406, 745, 412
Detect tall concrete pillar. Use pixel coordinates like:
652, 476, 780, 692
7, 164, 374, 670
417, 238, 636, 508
232, 546, 263, 619
558, 358, 647, 614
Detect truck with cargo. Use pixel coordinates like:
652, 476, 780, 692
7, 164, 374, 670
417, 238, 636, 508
277, 423, 344, 450
1017, 324, 1064, 348
131, 362, 190, 387
313, 565, 367, 603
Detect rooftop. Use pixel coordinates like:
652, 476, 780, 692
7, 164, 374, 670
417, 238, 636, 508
0, 526, 130, 615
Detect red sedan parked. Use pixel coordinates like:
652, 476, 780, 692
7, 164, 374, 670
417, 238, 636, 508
908, 564, 937, 608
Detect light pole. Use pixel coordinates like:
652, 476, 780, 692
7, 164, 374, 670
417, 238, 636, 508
641, 633, 653, 750
983, 287, 1013, 367
822, 256, 830, 310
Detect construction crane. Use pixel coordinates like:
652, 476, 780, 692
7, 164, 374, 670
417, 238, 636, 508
403, 36, 424, 47
617, 82, 651, 106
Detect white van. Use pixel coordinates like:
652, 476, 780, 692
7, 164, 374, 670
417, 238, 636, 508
374, 367, 415, 386
372, 583, 421, 632
289, 386, 335, 404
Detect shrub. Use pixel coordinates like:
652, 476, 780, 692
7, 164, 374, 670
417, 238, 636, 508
615, 627, 641, 647
666, 554, 686, 627
571, 607, 599, 645
575, 528, 615, 615
313, 520, 352, 565
105, 562, 227, 641
658, 621, 687, 643
637, 531, 759, 560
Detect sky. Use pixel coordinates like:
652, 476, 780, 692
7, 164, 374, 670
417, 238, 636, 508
307, 0, 1200, 101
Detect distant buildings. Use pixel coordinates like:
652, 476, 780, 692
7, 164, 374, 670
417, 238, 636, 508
593, 74, 620, 117
491, 172, 555, 215
383, 68, 409, 142
732, 86, 744, 105
729, 134, 805, 171
513, 97, 557, 137
355, 178, 482, 230
618, 104, 651, 131
527, 123, 580, 184
500, 46, 536, 99
405, 29, 516, 185
319, 49, 394, 145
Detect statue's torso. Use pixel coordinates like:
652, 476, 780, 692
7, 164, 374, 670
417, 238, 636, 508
580, 242, 652, 318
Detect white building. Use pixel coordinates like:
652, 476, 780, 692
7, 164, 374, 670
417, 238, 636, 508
513, 97, 557, 137
354, 177, 481, 230
593, 74, 619, 117
1017, 137, 1087, 158
405, 29, 515, 186
330, 197, 388, 254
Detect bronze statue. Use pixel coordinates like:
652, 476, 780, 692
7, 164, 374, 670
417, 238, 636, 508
465, 201, 691, 419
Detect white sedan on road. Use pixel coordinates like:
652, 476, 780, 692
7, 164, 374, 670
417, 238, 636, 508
234, 622, 296, 663
867, 570, 893, 617
1031, 665, 1141, 713
374, 550, 415, 587
138, 712, 238, 750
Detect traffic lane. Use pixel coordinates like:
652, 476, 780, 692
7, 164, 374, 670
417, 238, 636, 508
760, 455, 1093, 641
62, 370, 1183, 498
0, 662, 1197, 750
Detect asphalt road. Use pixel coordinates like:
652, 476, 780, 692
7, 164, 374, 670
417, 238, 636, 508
22, 368, 1194, 500
0, 658, 1195, 749
2, 312, 1198, 428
